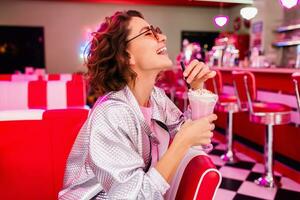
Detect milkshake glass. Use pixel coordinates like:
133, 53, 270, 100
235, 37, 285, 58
188, 88, 218, 152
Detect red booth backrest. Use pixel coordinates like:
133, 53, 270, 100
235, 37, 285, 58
175, 155, 221, 200
28, 80, 47, 109
0, 78, 86, 110
0, 119, 54, 200
42, 109, 89, 196
0, 108, 89, 200
0, 74, 12, 81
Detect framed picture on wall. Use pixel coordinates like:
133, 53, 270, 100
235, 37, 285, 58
0, 26, 45, 74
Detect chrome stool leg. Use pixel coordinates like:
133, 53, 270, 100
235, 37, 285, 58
255, 124, 278, 187
221, 111, 238, 163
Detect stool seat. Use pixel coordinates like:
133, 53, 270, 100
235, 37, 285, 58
216, 102, 239, 113
219, 94, 237, 103
253, 102, 291, 113
216, 95, 239, 113
250, 102, 291, 125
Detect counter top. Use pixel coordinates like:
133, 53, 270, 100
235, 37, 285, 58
213, 67, 297, 94
211, 67, 300, 74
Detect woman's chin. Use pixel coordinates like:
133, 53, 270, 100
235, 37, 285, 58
163, 58, 173, 68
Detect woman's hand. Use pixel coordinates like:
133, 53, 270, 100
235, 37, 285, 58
183, 59, 216, 90
175, 114, 218, 148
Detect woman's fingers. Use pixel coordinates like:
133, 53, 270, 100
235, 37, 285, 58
200, 131, 213, 145
196, 70, 216, 83
183, 59, 216, 87
178, 114, 217, 147
193, 114, 217, 124
192, 64, 209, 82
186, 64, 202, 83
185, 61, 207, 84
206, 113, 218, 123
193, 114, 217, 132
183, 59, 199, 77
210, 123, 215, 131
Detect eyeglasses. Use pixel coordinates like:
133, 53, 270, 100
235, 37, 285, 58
126, 25, 162, 43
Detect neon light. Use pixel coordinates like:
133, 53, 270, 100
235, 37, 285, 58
280, 0, 298, 9
214, 15, 229, 27
240, 6, 258, 20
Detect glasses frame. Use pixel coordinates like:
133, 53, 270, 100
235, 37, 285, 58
126, 25, 162, 43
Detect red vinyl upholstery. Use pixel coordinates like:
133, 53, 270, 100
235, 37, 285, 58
292, 72, 300, 115
28, 79, 47, 109
205, 69, 223, 95
218, 93, 237, 103
252, 102, 291, 113
175, 155, 222, 200
0, 119, 54, 200
47, 74, 61, 80
232, 71, 292, 114
66, 78, 86, 107
205, 69, 237, 104
0, 74, 12, 81
1, 77, 86, 110
232, 71, 256, 110
156, 69, 188, 111
42, 109, 89, 196
0, 108, 221, 199
0, 109, 89, 200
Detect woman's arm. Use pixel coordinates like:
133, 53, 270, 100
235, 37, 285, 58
155, 114, 216, 183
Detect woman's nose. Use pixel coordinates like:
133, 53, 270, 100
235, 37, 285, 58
158, 33, 167, 42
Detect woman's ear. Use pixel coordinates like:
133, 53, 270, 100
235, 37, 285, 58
127, 50, 136, 66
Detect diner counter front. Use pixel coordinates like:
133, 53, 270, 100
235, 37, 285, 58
211, 67, 300, 172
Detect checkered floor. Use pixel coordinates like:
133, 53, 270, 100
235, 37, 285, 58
208, 141, 300, 200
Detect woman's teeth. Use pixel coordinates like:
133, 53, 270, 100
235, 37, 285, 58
157, 47, 167, 55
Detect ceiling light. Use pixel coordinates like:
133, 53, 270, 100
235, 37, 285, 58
240, 6, 258, 20
214, 15, 229, 27
280, 0, 298, 9
193, 0, 254, 4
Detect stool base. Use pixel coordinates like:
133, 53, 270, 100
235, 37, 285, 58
220, 150, 238, 164
254, 175, 279, 188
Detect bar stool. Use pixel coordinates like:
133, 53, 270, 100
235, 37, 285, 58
156, 69, 177, 101
292, 72, 300, 118
205, 70, 239, 163
232, 71, 291, 187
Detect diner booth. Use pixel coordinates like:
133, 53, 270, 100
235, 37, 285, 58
0, 0, 299, 200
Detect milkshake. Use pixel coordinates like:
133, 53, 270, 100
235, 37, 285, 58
188, 88, 218, 152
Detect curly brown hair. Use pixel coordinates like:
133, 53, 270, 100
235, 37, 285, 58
86, 10, 144, 96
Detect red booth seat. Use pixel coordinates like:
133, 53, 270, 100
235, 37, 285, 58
0, 108, 221, 200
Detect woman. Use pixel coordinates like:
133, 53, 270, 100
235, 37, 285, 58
59, 10, 217, 200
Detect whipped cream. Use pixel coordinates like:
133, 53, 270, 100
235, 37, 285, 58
188, 88, 215, 97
